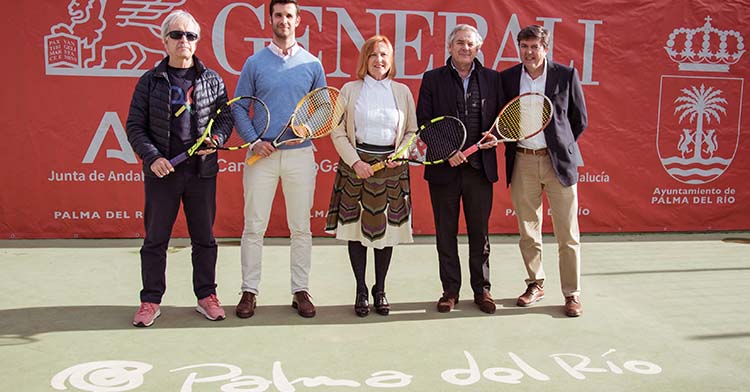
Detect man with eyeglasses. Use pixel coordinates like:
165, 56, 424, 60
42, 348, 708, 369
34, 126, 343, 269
126, 10, 229, 327
499, 25, 588, 317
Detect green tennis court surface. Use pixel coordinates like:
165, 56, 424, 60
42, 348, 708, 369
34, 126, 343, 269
2, 234, 748, 391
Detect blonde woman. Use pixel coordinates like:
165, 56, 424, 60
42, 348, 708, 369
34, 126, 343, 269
326, 35, 417, 317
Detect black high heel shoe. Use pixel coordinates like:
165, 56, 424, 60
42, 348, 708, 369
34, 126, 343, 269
354, 292, 370, 317
373, 291, 390, 316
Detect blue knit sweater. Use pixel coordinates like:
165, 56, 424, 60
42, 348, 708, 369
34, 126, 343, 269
233, 47, 326, 149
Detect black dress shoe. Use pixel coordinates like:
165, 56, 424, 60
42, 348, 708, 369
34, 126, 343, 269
354, 292, 370, 317
372, 291, 390, 316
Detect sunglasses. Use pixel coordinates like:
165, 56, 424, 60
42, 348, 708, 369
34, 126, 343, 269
167, 31, 199, 41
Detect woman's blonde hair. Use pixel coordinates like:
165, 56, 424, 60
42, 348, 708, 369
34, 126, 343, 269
356, 35, 396, 80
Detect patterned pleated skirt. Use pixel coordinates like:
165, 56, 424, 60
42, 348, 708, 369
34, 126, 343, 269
325, 149, 413, 249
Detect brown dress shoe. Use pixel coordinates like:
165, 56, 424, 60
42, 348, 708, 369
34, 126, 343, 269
437, 293, 458, 313
564, 296, 582, 317
236, 291, 257, 318
292, 291, 316, 318
474, 291, 496, 314
517, 283, 544, 307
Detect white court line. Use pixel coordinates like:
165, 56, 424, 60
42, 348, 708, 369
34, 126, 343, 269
389, 309, 463, 315
388, 309, 427, 315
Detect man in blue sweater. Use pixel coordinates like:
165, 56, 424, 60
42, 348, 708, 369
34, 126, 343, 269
233, 0, 326, 318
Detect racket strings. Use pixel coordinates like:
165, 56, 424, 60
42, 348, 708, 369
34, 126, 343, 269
244, 97, 270, 140
496, 99, 523, 139
211, 106, 235, 142
497, 95, 552, 140
292, 88, 344, 138
215, 97, 269, 149
418, 118, 466, 161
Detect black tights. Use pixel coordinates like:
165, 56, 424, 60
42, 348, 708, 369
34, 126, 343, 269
347, 241, 392, 294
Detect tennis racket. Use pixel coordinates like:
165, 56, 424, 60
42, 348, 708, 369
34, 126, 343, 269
169, 96, 270, 167
245, 86, 344, 166
370, 115, 466, 172
461, 92, 553, 157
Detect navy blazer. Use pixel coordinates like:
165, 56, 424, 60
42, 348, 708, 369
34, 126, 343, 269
500, 62, 587, 187
416, 58, 504, 184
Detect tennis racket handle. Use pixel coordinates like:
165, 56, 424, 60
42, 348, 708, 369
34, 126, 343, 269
370, 161, 386, 173
462, 143, 480, 157
169, 153, 189, 167
245, 154, 262, 166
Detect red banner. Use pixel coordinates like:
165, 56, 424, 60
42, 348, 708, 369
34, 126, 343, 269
1, 1, 748, 238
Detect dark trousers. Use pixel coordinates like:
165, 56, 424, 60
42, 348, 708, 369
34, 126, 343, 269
140, 161, 218, 303
428, 165, 492, 296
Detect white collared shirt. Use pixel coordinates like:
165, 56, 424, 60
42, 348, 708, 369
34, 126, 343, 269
354, 75, 398, 146
518, 59, 548, 149
450, 59, 475, 98
267, 41, 300, 59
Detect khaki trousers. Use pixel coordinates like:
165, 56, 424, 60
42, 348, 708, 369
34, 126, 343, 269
510, 151, 581, 297
240, 147, 316, 295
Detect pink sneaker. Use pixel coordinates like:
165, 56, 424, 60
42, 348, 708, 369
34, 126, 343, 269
197, 294, 226, 321
133, 302, 160, 327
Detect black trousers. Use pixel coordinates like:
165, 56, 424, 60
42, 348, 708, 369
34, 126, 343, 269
428, 165, 492, 296
139, 160, 218, 303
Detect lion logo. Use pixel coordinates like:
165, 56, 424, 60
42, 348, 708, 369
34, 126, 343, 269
45, 0, 186, 77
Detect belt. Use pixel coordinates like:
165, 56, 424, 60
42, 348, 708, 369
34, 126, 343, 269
516, 147, 548, 156
356, 142, 395, 154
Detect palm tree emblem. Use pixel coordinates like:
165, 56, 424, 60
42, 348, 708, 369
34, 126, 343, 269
673, 84, 726, 160
658, 82, 736, 185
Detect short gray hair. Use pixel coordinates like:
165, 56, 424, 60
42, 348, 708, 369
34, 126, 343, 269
447, 24, 483, 50
160, 10, 201, 40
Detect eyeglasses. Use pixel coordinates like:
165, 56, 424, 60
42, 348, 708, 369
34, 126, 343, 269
167, 31, 199, 41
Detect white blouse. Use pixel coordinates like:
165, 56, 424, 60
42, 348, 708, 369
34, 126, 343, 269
354, 75, 399, 146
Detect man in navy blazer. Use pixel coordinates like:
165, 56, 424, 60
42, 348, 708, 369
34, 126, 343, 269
499, 25, 588, 317
417, 24, 504, 314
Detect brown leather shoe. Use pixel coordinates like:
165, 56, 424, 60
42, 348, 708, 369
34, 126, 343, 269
474, 291, 496, 314
234, 291, 256, 318
564, 296, 582, 317
236, 291, 257, 318
437, 293, 458, 313
292, 291, 316, 318
517, 283, 544, 307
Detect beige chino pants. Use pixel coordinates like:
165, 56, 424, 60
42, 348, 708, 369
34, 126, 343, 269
240, 147, 316, 295
510, 151, 581, 297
